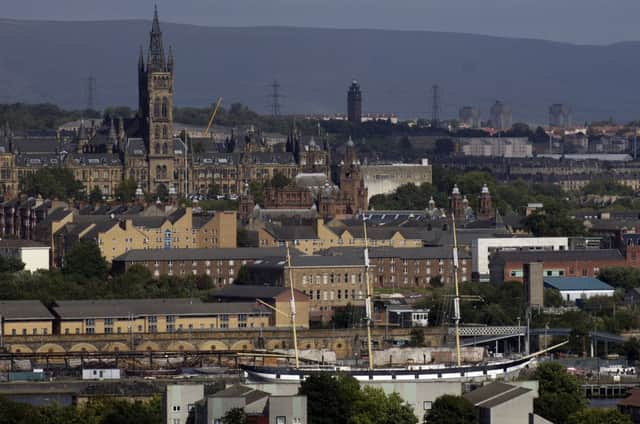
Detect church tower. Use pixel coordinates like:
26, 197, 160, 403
339, 137, 368, 213
478, 184, 495, 220
138, 7, 175, 194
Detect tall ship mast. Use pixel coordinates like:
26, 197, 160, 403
242, 208, 566, 383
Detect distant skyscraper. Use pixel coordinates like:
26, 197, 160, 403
489, 101, 512, 130
458, 106, 479, 128
347, 80, 362, 124
549, 104, 572, 128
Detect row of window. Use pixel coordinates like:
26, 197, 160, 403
304, 289, 365, 301
10, 328, 49, 336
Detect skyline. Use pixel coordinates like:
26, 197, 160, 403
3, 0, 640, 45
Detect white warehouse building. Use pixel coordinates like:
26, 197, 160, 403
472, 237, 569, 282
0, 240, 50, 272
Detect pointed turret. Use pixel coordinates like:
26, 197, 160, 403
167, 45, 174, 73
108, 117, 117, 143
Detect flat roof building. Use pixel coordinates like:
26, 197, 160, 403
543, 276, 614, 302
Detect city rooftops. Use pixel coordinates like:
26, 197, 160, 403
113, 247, 294, 262
543, 277, 614, 292
52, 298, 268, 319
0, 300, 55, 321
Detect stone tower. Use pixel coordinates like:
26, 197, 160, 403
347, 80, 362, 124
339, 137, 368, 213
478, 184, 495, 220
138, 6, 175, 194
449, 185, 464, 220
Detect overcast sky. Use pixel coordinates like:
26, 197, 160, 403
2, 0, 639, 45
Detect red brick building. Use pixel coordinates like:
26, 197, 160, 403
489, 249, 634, 284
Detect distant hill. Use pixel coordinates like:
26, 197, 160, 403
1, 18, 639, 123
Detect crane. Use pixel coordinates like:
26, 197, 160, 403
204, 97, 223, 136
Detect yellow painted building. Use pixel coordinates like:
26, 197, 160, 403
46, 207, 237, 264
52, 298, 270, 335
0, 300, 54, 336
258, 218, 423, 254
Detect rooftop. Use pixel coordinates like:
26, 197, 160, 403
543, 277, 614, 292
114, 247, 293, 262
464, 382, 532, 408
491, 249, 624, 263
0, 300, 55, 320
212, 285, 307, 301
0, 239, 49, 249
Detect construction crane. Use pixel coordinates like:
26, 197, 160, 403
203, 97, 223, 136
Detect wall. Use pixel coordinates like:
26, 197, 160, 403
473, 237, 568, 281
19, 247, 51, 272
4, 320, 53, 336
560, 289, 615, 302
165, 384, 204, 424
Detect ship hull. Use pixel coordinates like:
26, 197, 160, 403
242, 356, 532, 383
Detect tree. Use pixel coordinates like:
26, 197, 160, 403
221, 408, 248, 424
271, 172, 291, 189
115, 177, 138, 202
598, 267, 640, 291
424, 395, 476, 424
300, 373, 416, 424
156, 184, 169, 202
90, 185, 104, 204
544, 288, 563, 307
533, 362, 587, 424
567, 408, 632, 424
20, 167, 85, 200
0, 256, 24, 273
300, 373, 360, 424
249, 181, 265, 206
523, 206, 586, 237
62, 239, 108, 280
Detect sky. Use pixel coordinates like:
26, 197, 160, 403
3, 0, 640, 45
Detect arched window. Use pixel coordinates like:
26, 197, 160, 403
154, 125, 160, 139
154, 143, 160, 154
162, 125, 167, 138
156, 165, 162, 178
162, 143, 168, 155
162, 165, 167, 178
153, 97, 160, 118
161, 97, 168, 118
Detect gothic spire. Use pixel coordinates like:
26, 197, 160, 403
147, 6, 165, 72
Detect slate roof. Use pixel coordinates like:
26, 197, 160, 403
212, 285, 302, 300
114, 247, 291, 262
53, 299, 268, 319
323, 247, 470, 260
464, 382, 531, 408
543, 277, 614, 292
491, 249, 624, 264
0, 239, 48, 248
0, 300, 55, 320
